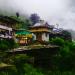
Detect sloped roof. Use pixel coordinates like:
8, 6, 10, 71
15, 29, 32, 35
30, 21, 54, 29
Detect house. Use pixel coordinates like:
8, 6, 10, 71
29, 20, 54, 42
0, 15, 21, 39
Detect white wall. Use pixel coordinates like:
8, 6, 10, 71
32, 33, 49, 42
32, 33, 36, 40
42, 33, 49, 41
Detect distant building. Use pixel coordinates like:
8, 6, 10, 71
51, 28, 72, 41
29, 20, 54, 42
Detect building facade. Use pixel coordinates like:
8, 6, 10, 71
0, 16, 20, 39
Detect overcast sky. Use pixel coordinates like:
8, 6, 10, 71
0, 0, 75, 30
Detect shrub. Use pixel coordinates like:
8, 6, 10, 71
0, 39, 9, 51
51, 37, 65, 46
0, 39, 19, 51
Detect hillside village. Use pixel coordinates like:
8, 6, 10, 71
0, 14, 72, 48
0, 0, 75, 74
0, 14, 75, 75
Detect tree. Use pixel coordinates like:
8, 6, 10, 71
51, 37, 65, 46
50, 38, 75, 70
24, 19, 32, 29
61, 30, 72, 41
30, 13, 40, 25
16, 12, 19, 18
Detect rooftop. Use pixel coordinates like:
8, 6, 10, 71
30, 20, 54, 29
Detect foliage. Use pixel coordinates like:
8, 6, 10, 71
47, 71, 75, 75
50, 37, 65, 46
0, 63, 45, 75
0, 37, 75, 74
16, 12, 19, 18
24, 64, 44, 75
24, 19, 32, 28
61, 30, 72, 41
49, 38, 75, 70
10, 16, 31, 29
7, 39, 19, 49
0, 39, 19, 51
26, 38, 75, 71
0, 54, 44, 75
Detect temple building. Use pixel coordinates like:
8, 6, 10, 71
29, 20, 54, 42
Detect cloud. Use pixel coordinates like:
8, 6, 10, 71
0, 0, 75, 30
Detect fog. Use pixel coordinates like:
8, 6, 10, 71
0, 0, 75, 30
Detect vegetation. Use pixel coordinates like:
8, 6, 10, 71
0, 14, 75, 74
0, 38, 19, 51
49, 37, 75, 70
0, 54, 44, 75
0, 38, 75, 74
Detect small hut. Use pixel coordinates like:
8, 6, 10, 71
15, 29, 32, 45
